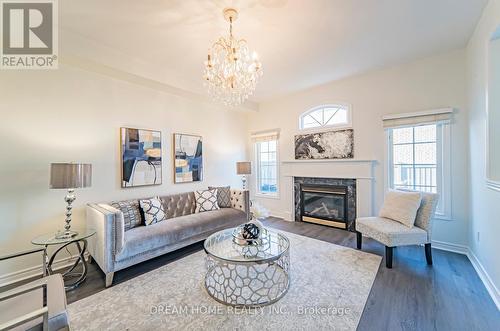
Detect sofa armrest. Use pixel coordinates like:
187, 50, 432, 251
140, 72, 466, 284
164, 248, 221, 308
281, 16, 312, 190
86, 203, 125, 274
230, 189, 250, 221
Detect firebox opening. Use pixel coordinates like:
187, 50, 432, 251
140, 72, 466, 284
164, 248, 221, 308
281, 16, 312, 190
300, 184, 348, 229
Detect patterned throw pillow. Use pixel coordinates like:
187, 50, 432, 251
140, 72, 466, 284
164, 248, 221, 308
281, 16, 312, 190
195, 189, 220, 213
110, 200, 143, 231
208, 186, 231, 208
139, 197, 167, 226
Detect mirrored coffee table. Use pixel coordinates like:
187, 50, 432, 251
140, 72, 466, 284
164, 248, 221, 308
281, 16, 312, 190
203, 227, 290, 307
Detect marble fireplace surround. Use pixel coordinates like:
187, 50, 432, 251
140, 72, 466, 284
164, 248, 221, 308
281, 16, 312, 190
294, 177, 357, 231
281, 159, 377, 227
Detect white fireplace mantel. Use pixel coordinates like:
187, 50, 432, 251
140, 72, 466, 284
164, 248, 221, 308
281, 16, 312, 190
279, 158, 378, 221
281, 159, 378, 164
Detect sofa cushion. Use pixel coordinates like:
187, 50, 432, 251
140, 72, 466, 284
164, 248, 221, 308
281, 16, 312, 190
195, 189, 219, 213
208, 186, 231, 208
379, 190, 422, 228
116, 208, 245, 262
356, 216, 428, 247
140, 197, 167, 226
160, 192, 196, 219
110, 199, 142, 231
230, 189, 248, 213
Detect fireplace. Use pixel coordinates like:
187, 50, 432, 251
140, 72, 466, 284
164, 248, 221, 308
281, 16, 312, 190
294, 177, 356, 231
300, 184, 348, 229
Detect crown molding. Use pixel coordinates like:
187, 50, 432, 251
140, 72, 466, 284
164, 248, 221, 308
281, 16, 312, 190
59, 54, 259, 112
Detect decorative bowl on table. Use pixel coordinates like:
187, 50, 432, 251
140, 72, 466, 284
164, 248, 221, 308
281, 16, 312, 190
232, 220, 264, 246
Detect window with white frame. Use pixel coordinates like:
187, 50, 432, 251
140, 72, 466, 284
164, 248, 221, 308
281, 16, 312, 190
253, 132, 279, 196
387, 123, 451, 219
299, 104, 351, 130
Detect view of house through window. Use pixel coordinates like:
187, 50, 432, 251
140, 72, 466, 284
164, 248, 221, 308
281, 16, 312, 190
388, 124, 449, 216
255, 139, 278, 195
390, 124, 438, 193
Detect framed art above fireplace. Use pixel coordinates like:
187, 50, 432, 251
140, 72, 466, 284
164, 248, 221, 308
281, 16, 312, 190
294, 129, 354, 160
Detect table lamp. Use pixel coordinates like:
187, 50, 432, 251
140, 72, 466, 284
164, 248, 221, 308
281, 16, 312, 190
236, 161, 251, 190
50, 163, 92, 239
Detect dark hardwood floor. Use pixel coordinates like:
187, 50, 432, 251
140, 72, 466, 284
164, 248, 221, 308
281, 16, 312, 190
3, 218, 499, 330
264, 219, 499, 331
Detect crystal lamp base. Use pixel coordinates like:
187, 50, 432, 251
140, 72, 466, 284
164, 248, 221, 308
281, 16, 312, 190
55, 230, 79, 240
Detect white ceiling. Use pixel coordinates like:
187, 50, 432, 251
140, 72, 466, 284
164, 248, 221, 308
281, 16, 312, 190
60, 0, 487, 103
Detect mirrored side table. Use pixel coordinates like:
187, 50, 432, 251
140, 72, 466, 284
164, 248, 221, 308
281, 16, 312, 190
32, 228, 96, 291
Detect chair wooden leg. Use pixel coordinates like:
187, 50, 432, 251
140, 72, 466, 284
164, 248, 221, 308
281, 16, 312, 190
385, 246, 393, 268
425, 243, 433, 265
356, 232, 362, 249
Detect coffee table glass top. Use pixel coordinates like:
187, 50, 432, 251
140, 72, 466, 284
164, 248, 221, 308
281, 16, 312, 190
32, 228, 96, 246
204, 227, 289, 263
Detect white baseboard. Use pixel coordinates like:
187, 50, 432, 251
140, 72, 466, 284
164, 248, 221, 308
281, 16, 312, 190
466, 249, 500, 311
0, 253, 88, 288
431, 240, 469, 255
431, 240, 499, 311
269, 210, 292, 221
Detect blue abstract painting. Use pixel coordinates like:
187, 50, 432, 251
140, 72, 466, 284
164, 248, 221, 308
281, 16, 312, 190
174, 133, 203, 183
121, 128, 162, 187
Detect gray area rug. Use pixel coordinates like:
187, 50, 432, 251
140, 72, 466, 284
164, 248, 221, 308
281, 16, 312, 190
68, 231, 381, 330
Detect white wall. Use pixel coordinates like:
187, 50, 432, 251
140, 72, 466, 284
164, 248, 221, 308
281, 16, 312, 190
466, 0, 500, 303
488, 37, 500, 180
247, 49, 469, 247
0, 64, 248, 279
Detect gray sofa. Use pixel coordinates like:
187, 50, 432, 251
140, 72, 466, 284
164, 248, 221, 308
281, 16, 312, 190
86, 189, 250, 287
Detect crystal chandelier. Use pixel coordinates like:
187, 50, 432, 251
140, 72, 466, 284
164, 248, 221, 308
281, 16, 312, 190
204, 8, 263, 107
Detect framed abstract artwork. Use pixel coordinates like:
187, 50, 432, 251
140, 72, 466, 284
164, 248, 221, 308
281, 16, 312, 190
295, 129, 354, 160
174, 133, 203, 183
121, 127, 162, 188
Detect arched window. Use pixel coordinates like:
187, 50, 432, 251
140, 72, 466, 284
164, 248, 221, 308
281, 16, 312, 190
299, 104, 351, 130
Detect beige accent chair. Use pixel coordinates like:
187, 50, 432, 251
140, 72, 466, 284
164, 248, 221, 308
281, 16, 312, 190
356, 191, 439, 268
0, 249, 70, 330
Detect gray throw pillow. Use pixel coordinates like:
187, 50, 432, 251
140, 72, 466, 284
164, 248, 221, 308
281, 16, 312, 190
208, 186, 231, 208
111, 200, 143, 231
139, 197, 167, 226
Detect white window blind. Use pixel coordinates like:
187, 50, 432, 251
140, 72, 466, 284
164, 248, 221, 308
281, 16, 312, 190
251, 129, 280, 142
382, 108, 453, 129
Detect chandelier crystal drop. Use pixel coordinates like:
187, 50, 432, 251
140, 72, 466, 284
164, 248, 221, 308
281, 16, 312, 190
204, 8, 263, 107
